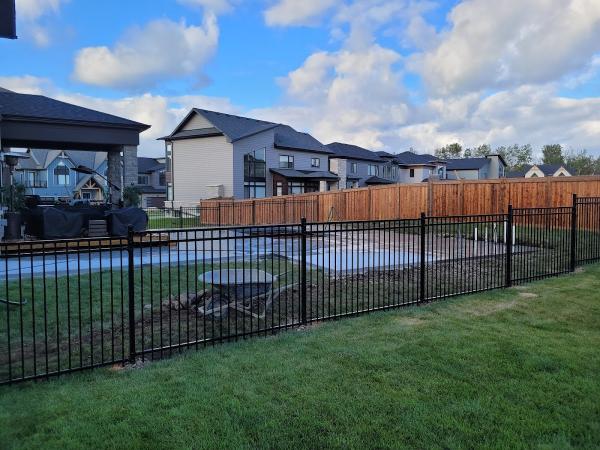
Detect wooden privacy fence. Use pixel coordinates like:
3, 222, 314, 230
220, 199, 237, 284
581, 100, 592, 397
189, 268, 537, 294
198, 176, 600, 225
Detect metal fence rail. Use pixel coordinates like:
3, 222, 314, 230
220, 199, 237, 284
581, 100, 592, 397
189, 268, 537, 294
2, 195, 600, 384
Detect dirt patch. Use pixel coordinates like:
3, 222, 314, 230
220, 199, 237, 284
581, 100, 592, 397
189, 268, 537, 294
519, 292, 538, 299
394, 317, 426, 326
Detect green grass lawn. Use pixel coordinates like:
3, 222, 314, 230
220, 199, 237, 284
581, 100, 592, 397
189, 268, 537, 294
1, 265, 600, 449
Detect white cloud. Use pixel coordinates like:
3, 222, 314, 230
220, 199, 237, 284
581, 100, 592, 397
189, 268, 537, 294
15, 0, 68, 46
0, 76, 238, 157
412, 0, 600, 95
73, 13, 219, 90
264, 0, 341, 27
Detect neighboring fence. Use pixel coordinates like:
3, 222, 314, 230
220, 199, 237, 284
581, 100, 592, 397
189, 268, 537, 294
198, 176, 600, 225
2, 195, 600, 384
145, 197, 319, 229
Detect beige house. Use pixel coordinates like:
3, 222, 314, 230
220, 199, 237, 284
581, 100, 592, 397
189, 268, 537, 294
524, 164, 572, 178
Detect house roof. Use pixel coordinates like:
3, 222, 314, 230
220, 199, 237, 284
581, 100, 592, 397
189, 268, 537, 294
364, 176, 395, 185
163, 127, 223, 140
16, 149, 108, 171
191, 108, 279, 141
326, 142, 383, 162
270, 168, 339, 180
138, 185, 167, 194
138, 157, 165, 173
524, 164, 573, 176
0, 90, 149, 130
274, 125, 332, 154
162, 108, 330, 154
394, 151, 441, 166
445, 157, 490, 170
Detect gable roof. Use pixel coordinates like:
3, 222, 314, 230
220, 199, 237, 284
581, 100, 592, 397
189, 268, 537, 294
326, 142, 382, 161
138, 157, 165, 173
274, 125, 332, 153
394, 151, 441, 166
0, 90, 149, 130
163, 108, 330, 154
525, 164, 572, 176
445, 157, 490, 170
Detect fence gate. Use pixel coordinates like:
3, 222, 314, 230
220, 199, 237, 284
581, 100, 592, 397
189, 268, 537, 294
575, 196, 600, 265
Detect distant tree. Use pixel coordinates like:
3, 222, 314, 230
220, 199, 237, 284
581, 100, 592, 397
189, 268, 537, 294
435, 143, 463, 159
564, 149, 597, 175
542, 144, 565, 165
494, 144, 533, 171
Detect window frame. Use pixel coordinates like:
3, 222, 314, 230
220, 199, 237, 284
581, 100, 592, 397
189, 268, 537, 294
311, 157, 320, 168
279, 155, 294, 169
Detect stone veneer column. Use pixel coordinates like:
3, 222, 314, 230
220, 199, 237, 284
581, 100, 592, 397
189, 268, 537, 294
122, 145, 138, 188
107, 150, 123, 204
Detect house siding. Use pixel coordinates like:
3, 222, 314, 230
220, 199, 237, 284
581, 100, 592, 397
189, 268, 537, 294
171, 135, 233, 206
181, 113, 215, 131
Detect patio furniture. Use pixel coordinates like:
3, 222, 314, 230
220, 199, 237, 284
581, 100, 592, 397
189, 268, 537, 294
197, 269, 296, 318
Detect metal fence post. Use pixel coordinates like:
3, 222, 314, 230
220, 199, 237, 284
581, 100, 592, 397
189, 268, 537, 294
419, 212, 426, 303
127, 225, 136, 363
218, 203, 222, 226
505, 205, 513, 287
300, 217, 308, 324
179, 206, 183, 229
571, 193, 578, 272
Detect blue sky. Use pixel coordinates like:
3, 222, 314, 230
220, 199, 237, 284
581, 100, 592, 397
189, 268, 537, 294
1, 0, 600, 157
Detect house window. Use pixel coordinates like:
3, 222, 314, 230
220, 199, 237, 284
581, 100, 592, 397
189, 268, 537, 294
368, 164, 379, 176
138, 175, 149, 185
54, 163, 70, 185
311, 157, 320, 168
289, 182, 304, 194
276, 182, 283, 196
350, 162, 357, 174
244, 181, 266, 199
279, 155, 294, 169
499, 164, 505, 178
437, 167, 445, 178
409, 168, 415, 178
244, 148, 267, 199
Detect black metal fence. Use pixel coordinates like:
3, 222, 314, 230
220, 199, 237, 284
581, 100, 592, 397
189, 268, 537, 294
2, 195, 600, 384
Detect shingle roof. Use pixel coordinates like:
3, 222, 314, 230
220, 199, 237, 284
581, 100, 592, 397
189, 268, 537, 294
270, 168, 339, 180
194, 108, 279, 141
445, 158, 490, 170
138, 157, 165, 173
394, 151, 441, 166
0, 90, 149, 130
364, 176, 395, 185
326, 142, 383, 162
274, 125, 332, 153
524, 164, 573, 176
162, 127, 222, 140
16, 149, 108, 171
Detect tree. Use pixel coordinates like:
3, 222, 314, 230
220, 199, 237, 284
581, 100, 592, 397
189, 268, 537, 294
542, 144, 564, 165
564, 149, 597, 175
123, 185, 141, 207
494, 144, 533, 171
435, 143, 463, 159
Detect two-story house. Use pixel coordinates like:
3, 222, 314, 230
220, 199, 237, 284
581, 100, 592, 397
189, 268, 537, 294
160, 109, 338, 205
137, 157, 167, 207
507, 164, 573, 178
328, 142, 446, 188
445, 155, 507, 180
15, 149, 108, 202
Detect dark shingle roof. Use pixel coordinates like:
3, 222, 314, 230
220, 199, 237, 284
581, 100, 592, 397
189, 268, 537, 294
524, 164, 572, 176
365, 176, 395, 185
0, 90, 149, 130
394, 151, 440, 166
326, 142, 383, 162
269, 168, 338, 180
194, 108, 279, 141
138, 157, 165, 173
445, 158, 490, 170
162, 127, 223, 140
274, 125, 332, 153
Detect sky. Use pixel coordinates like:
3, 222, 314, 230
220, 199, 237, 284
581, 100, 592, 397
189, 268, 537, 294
1, 0, 600, 158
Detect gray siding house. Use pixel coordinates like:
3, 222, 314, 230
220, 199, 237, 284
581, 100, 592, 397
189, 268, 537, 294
328, 142, 446, 188
160, 109, 337, 205
445, 155, 507, 180
136, 157, 166, 207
